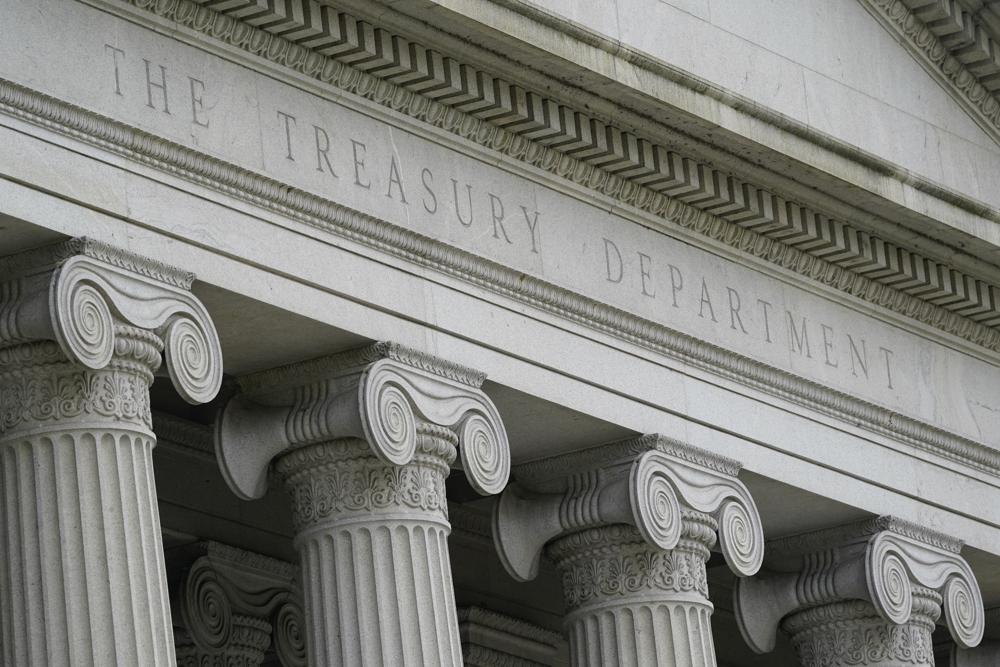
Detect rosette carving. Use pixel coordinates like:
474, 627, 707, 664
0, 240, 223, 406
734, 516, 985, 657
492, 436, 762, 583
215, 344, 509, 501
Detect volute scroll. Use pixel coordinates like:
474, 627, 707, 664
215, 343, 510, 501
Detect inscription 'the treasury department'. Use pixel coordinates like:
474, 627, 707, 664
6, 0, 995, 444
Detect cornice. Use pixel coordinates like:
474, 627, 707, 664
5, 3, 1000, 474
860, 0, 1000, 147
111, 0, 1000, 342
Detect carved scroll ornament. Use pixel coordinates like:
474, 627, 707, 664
492, 435, 764, 582
0, 238, 223, 404
215, 343, 510, 500
734, 517, 985, 654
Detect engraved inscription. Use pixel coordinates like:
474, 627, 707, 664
271, 107, 543, 256
600, 237, 897, 389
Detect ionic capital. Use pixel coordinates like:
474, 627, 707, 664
0, 237, 223, 406
492, 434, 764, 582
172, 542, 306, 667
734, 516, 985, 655
215, 342, 510, 499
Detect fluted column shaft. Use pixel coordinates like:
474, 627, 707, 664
550, 514, 718, 667
0, 334, 173, 666
274, 425, 463, 666
0, 239, 223, 666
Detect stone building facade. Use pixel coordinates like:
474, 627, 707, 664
0, 0, 998, 665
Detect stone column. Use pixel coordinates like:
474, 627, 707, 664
734, 516, 985, 666
0, 238, 223, 666
492, 435, 764, 667
949, 608, 999, 666
171, 542, 306, 667
214, 343, 510, 667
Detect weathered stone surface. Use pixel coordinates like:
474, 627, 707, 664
0, 0, 997, 457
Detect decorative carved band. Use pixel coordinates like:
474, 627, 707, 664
215, 342, 510, 500
734, 516, 985, 655
781, 588, 941, 667
273, 427, 454, 532
0, 238, 223, 408
114, 0, 1000, 340
492, 435, 763, 582
547, 519, 715, 610
172, 541, 306, 667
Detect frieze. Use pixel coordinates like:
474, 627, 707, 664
2, 3, 1000, 472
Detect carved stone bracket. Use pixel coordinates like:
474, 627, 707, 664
950, 608, 1000, 667
734, 516, 985, 662
216, 341, 509, 499
493, 434, 763, 582
172, 542, 306, 667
